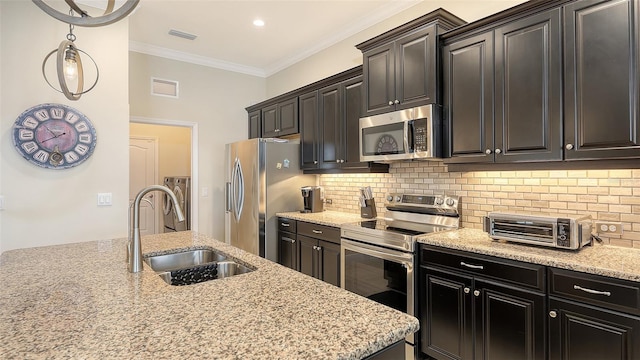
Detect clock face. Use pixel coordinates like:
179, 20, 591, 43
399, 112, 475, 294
12, 103, 97, 169
376, 134, 399, 154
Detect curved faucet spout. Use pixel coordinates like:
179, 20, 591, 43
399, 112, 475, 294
128, 185, 185, 273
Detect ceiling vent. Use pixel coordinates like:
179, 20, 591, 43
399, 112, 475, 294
168, 29, 197, 40
151, 78, 179, 98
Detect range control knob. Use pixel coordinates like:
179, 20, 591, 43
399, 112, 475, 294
395, 196, 401, 202
435, 197, 444, 205
387, 195, 393, 202
446, 198, 455, 206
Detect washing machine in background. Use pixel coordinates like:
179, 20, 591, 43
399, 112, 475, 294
163, 176, 191, 232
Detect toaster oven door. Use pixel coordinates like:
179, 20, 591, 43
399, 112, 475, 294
489, 218, 556, 246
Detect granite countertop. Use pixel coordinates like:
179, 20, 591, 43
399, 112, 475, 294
0, 231, 418, 359
418, 228, 640, 282
277, 210, 364, 228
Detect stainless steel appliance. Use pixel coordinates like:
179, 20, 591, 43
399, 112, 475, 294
341, 193, 461, 360
301, 186, 323, 213
359, 105, 442, 162
484, 212, 592, 250
225, 138, 315, 262
162, 176, 190, 232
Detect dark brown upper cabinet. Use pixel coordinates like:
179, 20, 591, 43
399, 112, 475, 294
248, 109, 261, 139
563, 0, 640, 160
357, 9, 466, 117
261, 97, 299, 138
444, 8, 563, 164
299, 90, 319, 170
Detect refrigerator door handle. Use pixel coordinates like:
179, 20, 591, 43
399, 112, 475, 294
225, 182, 231, 212
232, 158, 244, 221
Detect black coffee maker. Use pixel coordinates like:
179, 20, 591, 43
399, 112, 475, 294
301, 186, 323, 213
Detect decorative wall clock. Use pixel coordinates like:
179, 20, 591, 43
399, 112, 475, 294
12, 103, 97, 169
376, 134, 399, 154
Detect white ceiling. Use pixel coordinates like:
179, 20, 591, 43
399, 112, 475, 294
111, 0, 524, 77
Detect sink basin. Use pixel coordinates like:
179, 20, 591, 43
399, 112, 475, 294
144, 248, 254, 286
144, 248, 227, 272
156, 261, 254, 286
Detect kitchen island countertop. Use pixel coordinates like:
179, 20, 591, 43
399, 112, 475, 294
0, 231, 418, 359
277, 210, 364, 228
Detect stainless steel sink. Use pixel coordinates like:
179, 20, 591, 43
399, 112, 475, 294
144, 248, 254, 286
144, 248, 227, 272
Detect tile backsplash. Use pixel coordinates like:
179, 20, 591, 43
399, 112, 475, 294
319, 162, 640, 248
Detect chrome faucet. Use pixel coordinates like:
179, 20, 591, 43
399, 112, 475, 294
128, 185, 185, 273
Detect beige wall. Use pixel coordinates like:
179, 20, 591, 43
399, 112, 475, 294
320, 163, 640, 248
0, 2, 129, 252
129, 123, 192, 183
128, 52, 266, 240
266, 0, 527, 97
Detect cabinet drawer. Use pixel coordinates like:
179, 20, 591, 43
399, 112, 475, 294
420, 245, 545, 291
278, 218, 297, 233
549, 267, 640, 315
297, 221, 340, 244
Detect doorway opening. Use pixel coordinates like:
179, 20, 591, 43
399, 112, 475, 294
129, 116, 199, 235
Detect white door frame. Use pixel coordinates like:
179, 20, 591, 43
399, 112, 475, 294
130, 116, 199, 232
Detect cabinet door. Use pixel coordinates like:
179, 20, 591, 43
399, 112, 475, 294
396, 25, 438, 110
420, 266, 474, 360
248, 109, 261, 139
494, 8, 563, 162
549, 297, 640, 360
564, 0, 640, 160
262, 104, 278, 138
319, 84, 342, 169
319, 240, 340, 287
278, 231, 298, 271
300, 91, 319, 169
443, 31, 494, 163
363, 42, 395, 116
298, 235, 318, 279
343, 76, 365, 167
474, 280, 546, 360
278, 97, 299, 136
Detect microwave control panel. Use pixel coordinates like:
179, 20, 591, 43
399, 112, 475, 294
412, 118, 428, 152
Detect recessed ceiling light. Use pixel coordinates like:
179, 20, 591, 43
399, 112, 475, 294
168, 29, 197, 40
253, 19, 265, 27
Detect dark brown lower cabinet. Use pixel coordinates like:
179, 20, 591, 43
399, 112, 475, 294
549, 297, 640, 360
419, 246, 546, 360
277, 231, 298, 271
299, 235, 340, 287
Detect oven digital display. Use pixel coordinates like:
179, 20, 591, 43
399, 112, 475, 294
402, 195, 434, 205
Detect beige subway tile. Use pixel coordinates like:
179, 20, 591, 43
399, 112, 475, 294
500, 185, 517, 192
501, 171, 517, 178
523, 193, 540, 200
599, 178, 620, 186
549, 170, 568, 178
621, 232, 640, 241
566, 170, 587, 178
531, 170, 549, 177
567, 202, 587, 211
532, 200, 550, 208
487, 185, 502, 191
587, 170, 609, 178
597, 195, 620, 204
540, 193, 558, 201
597, 213, 621, 221
549, 187, 569, 194
587, 187, 609, 195
577, 194, 598, 203
558, 194, 577, 202
487, 198, 501, 205
577, 178, 598, 186
610, 239, 633, 248
501, 199, 517, 206
610, 187, 632, 196
620, 197, 640, 205
524, 178, 541, 185
609, 204, 632, 213
549, 201, 568, 209
633, 169, 640, 177
587, 203, 609, 212
515, 171, 532, 178
508, 178, 524, 185
508, 192, 524, 199
610, 170, 632, 178
494, 178, 509, 185
516, 200, 533, 207
558, 178, 578, 186
621, 179, 640, 187
531, 186, 550, 193
494, 192, 509, 198
541, 179, 559, 186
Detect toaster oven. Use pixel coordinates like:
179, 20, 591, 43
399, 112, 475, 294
483, 212, 592, 250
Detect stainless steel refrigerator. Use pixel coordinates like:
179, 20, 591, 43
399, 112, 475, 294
224, 138, 315, 262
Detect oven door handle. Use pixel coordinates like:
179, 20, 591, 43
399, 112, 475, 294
341, 239, 413, 268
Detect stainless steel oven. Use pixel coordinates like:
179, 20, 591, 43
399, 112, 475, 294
341, 194, 461, 360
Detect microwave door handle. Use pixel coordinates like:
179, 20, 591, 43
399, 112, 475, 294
406, 120, 415, 153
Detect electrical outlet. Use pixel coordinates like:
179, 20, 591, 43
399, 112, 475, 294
595, 221, 623, 235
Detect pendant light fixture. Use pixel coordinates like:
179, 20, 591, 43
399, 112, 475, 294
34, 0, 140, 100
42, 21, 98, 101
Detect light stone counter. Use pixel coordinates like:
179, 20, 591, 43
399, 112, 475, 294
0, 231, 418, 359
418, 228, 640, 282
277, 210, 364, 227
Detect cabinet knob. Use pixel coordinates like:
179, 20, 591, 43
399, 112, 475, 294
565, 144, 574, 150
485, 149, 492, 155
464, 287, 470, 294
314, 160, 318, 164
473, 290, 480, 297
388, 101, 394, 106
495, 148, 502, 154
549, 310, 557, 318
394, 100, 400, 105
312, 230, 323, 234
316, 246, 322, 251
275, 129, 280, 132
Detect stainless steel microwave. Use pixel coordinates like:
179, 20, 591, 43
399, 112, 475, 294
483, 212, 592, 250
359, 105, 441, 162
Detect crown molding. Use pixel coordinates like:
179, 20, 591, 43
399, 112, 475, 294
129, 41, 267, 77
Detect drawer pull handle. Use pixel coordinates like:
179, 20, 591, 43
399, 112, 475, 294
312, 230, 323, 234
282, 237, 295, 244
460, 261, 484, 270
281, 223, 290, 227
573, 285, 611, 297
